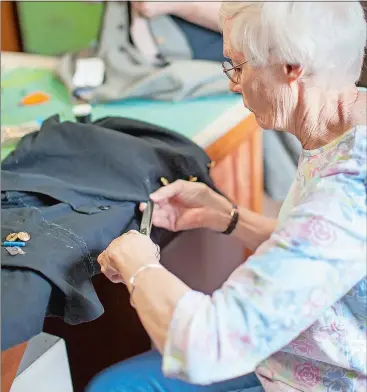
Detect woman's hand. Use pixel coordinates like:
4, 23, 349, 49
140, 180, 232, 232
98, 231, 160, 284
131, 1, 182, 19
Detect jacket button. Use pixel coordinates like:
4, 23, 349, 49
160, 177, 169, 186
188, 176, 198, 182
100, 206, 110, 211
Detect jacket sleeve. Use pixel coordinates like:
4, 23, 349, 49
162, 171, 366, 385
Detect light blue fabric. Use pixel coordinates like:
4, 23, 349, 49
86, 350, 264, 392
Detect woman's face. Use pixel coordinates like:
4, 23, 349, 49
223, 20, 297, 131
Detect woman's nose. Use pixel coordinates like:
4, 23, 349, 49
229, 81, 242, 94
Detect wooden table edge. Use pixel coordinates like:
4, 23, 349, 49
1, 341, 28, 392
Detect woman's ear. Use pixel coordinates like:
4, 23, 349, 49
283, 64, 305, 83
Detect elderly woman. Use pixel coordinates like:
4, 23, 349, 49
87, 2, 366, 391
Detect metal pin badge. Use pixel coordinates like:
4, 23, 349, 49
160, 177, 169, 186
17, 231, 31, 242
5, 233, 18, 242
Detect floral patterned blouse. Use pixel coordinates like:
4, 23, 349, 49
163, 126, 367, 391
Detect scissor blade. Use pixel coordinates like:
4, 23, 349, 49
140, 201, 153, 236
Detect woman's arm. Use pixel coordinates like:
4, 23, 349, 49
148, 180, 278, 251
204, 191, 278, 251
133, 2, 222, 32
172, 2, 222, 32
112, 170, 366, 384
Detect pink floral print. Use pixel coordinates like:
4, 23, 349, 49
163, 127, 366, 391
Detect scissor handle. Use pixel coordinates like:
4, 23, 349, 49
139, 200, 153, 236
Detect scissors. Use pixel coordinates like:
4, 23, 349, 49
139, 200, 153, 237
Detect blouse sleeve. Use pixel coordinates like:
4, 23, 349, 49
162, 168, 366, 385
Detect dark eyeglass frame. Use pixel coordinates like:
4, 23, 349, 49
222, 59, 250, 84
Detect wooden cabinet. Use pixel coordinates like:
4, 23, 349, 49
1, 1, 21, 52
208, 114, 263, 214
209, 114, 263, 259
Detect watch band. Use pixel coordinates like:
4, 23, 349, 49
222, 204, 239, 235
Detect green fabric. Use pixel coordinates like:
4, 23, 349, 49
1, 67, 241, 161
17, 2, 104, 56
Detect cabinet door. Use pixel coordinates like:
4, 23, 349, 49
207, 114, 263, 214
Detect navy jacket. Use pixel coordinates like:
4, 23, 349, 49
1, 116, 217, 349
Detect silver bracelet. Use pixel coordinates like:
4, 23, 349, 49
129, 264, 163, 308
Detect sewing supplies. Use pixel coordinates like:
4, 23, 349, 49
4, 247, 25, 256
20, 91, 50, 106
3, 231, 31, 255
17, 232, 31, 242
3, 241, 26, 247
1, 119, 43, 144
5, 233, 19, 242
73, 103, 92, 123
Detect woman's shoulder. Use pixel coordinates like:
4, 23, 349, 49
334, 125, 366, 176
293, 125, 365, 211
351, 125, 366, 160
304, 125, 366, 179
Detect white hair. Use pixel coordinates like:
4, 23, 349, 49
219, 1, 366, 86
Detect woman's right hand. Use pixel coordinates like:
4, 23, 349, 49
140, 180, 232, 232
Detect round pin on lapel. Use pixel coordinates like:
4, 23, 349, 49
5, 233, 18, 242
17, 231, 31, 242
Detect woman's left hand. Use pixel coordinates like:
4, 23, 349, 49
98, 230, 160, 284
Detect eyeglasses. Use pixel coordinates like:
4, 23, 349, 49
222, 59, 250, 84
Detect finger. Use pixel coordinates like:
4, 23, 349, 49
104, 270, 121, 283
97, 251, 105, 266
102, 265, 120, 280
109, 273, 125, 284
139, 202, 147, 212
149, 180, 185, 202
153, 214, 174, 231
